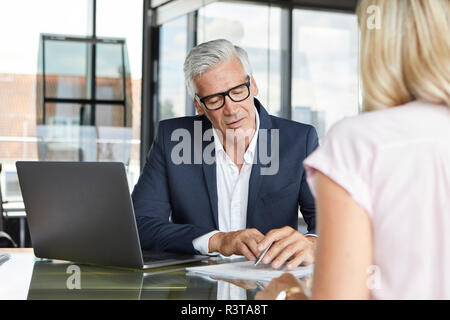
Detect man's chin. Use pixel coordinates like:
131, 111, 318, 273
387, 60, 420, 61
225, 126, 255, 143
225, 118, 245, 129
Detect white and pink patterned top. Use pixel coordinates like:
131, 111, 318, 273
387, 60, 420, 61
303, 100, 450, 299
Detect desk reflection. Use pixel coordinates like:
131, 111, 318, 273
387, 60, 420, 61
26, 260, 263, 300
27, 261, 144, 299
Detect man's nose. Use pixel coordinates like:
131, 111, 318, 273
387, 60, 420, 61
222, 95, 238, 115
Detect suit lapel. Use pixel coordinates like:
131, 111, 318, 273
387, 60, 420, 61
246, 99, 273, 227
200, 116, 219, 229
246, 157, 263, 227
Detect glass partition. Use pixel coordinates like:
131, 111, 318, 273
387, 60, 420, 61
292, 9, 359, 140
36, 35, 133, 166
96, 42, 126, 101
43, 40, 91, 99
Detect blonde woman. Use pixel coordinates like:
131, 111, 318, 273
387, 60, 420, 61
257, 0, 450, 299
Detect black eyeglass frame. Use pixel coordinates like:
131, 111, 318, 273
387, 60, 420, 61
195, 75, 251, 111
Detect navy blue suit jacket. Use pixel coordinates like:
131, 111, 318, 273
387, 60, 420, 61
132, 99, 319, 254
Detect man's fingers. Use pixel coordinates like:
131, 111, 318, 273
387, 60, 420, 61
238, 242, 257, 261
262, 235, 300, 264
270, 243, 300, 269
272, 239, 315, 269
250, 229, 266, 250
241, 228, 265, 258
257, 230, 282, 251
246, 237, 262, 258
257, 226, 295, 251
219, 228, 275, 259
285, 252, 306, 270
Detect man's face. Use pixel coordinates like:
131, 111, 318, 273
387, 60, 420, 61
193, 57, 259, 142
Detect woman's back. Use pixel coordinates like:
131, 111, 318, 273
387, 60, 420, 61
305, 100, 450, 299
257, 0, 450, 301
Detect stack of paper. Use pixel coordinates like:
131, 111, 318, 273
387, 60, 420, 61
186, 261, 313, 282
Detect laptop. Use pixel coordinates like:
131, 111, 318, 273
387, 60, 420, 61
16, 161, 209, 269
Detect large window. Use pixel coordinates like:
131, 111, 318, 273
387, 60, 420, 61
96, 0, 143, 186
0, 0, 142, 199
154, 1, 359, 137
37, 35, 133, 170
158, 15, 188, 120
292, 9, 359, 139
0, 0, 88, 202
156, 1, 283, 121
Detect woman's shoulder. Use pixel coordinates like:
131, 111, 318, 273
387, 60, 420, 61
328, 100, 449, 147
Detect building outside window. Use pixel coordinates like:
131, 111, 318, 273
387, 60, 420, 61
0, 0, 143, 203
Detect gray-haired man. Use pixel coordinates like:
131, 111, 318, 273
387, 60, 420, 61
132, 39, 319, 269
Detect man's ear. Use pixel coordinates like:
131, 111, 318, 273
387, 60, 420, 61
194, 98, 205, 115
250, 76, 259, 97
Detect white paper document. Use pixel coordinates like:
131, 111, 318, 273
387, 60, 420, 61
186, 261, 314, 282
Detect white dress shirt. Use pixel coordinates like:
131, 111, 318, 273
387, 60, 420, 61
192, 108, 260, 255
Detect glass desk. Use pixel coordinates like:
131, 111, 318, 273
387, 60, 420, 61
0, 249, 274, 300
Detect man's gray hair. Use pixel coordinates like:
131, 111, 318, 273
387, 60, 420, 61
183, 39, 253, 99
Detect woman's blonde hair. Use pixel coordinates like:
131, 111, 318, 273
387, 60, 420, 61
357, 0, 450, 111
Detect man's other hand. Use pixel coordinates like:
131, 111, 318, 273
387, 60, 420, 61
208, 228, 265, 261
257, 226, 316, 269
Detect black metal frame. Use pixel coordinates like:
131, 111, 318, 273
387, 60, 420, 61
227, 0, 357, 12
40, 35, 128, 129
140, 0, 159, 168
280, 5, 293, 120
41, 0, 130, 131
91, 0, 97, 126
185, 10, 198, 117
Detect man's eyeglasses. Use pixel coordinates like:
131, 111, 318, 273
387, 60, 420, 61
196, 76, 251, 111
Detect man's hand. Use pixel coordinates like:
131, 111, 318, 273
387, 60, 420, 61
257, 226, 316, 270
208, 228, 265, 261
